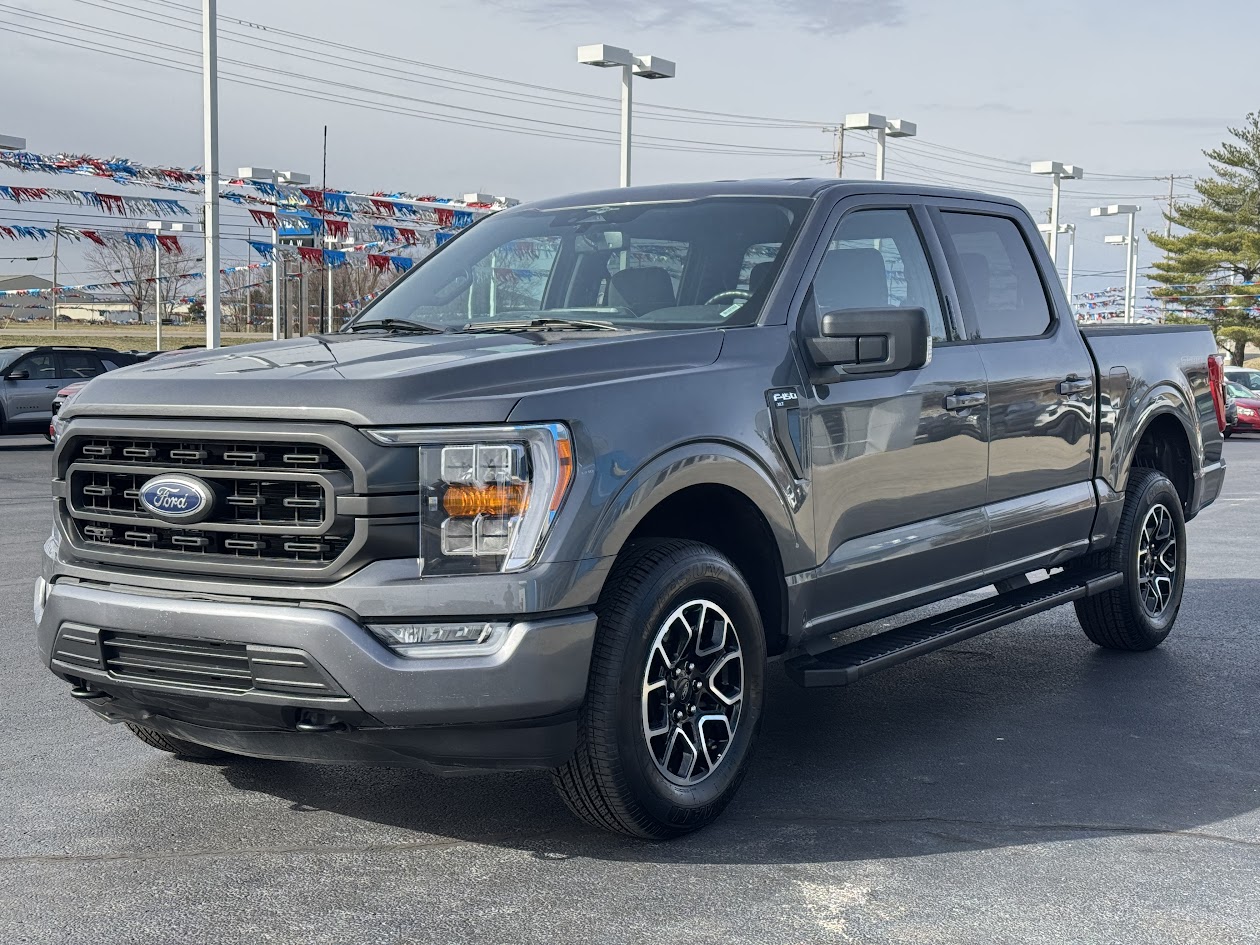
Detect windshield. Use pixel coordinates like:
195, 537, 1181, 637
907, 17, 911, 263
346, 196, 811, 331
0, 349, 31, 371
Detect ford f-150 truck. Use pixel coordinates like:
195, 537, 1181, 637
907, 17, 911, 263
36, 180, 1228, 839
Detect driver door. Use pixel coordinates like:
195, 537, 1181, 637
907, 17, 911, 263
800, 203, 990, 634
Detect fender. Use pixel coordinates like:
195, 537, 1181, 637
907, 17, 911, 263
581, 440, 811, 575
1108, 383, 1201, 495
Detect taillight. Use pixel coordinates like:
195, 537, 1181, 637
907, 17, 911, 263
1208, 354, 1227, 433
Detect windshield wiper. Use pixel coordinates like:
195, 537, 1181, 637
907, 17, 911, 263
346, 318, 447, 334
462, 317, 618, 332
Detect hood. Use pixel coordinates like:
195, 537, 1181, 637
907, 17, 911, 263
64, 329, 725, 426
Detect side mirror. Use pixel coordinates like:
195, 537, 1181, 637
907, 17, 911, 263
806, 306, 931, 376
5, 369, 29, 381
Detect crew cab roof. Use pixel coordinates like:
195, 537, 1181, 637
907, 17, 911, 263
520, 178, 1027, 213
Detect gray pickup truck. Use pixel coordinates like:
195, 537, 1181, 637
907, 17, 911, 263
36, 180, 1228, 838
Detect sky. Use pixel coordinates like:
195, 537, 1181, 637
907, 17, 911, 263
2, 0, 1258, 309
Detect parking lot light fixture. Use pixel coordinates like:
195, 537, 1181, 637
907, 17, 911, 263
578, 44, 675, 187
237, 167, 310, 340
0, 134, 27, 151
844, 114, 915, 181
1094, 205, 1141, 323
1032, 161, 1084, 260
145, 221, 191, 350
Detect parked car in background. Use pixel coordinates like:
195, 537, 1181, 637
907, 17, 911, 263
1225, 382, 1260, 436
0, 346, 140, 436
1224, 365, 1260, 395
1224, 385, 1239, 437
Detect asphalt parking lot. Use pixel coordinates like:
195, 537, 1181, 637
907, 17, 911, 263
2, 432, 1258, 945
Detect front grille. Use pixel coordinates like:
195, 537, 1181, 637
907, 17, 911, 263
74, 470, 327, 528
73, 519, 351, 563
61, 432, 366, 574
52, 624, 348, 698
73, 438, 347, 472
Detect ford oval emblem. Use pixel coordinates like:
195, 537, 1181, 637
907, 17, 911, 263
138, 474, 215, 524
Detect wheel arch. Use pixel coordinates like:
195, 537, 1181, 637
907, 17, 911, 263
582, 443, 807, 656
1119, 398, 1197, 512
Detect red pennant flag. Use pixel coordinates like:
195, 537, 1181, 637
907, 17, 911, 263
434, 208, 454, 228
157, 235, 183, 254
297, 246, 324, 265
97, 193, 125, 214
299, 188, 325, 210
325, 219, 349, 239
398, 228, 418, 244
367, 253, 390, 272
80, 230, 106, 246
370, 199, 395, 215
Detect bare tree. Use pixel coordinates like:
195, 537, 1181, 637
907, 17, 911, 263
329, 263, 400, 330
84, 238, 200, 321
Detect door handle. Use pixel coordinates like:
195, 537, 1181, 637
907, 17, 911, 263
1058, 376, 1092, 396
944, 391, 987, 412
45, 385, 60, 389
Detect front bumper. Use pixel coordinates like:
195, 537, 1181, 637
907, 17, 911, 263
36, 579, 597, 772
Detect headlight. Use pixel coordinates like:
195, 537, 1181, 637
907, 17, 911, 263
365, 423, 573, 575
1240, 406, 1258, 418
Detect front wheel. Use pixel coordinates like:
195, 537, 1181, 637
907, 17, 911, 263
1074, 467, 1187, 650
553, 539, 767, 839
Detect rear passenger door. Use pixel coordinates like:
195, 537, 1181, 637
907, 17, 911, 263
932, 205, 1097, 569
802, 203, 990, 631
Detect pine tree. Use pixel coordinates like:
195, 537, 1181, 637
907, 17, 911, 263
1148, 113, 1260, 365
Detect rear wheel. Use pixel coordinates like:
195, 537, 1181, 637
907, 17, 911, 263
1074, 467, 1186, 650
553, 539, 767, 839
125, 722, 231, 760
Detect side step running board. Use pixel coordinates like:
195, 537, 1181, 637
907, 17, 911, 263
785, 569, 1123, 688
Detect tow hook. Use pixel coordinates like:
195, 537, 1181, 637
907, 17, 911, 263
69, 685, 110, 701
295, 711, 346, 733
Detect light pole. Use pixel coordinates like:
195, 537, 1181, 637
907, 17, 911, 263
1038, 222, 1078, 304
202, 0, 222, 349
843, 114, 917, 181
577, 44, 675, 187
1093, 204, 1141, 323
1031, 162, 1084, 261
322, 234, 355, 333
0, 134, 26, 151
238, 167, 310, 340
146, 221, 191, 351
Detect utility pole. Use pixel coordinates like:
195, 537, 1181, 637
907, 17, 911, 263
50, 219, 60, 331
835, 125, 845, 178
1159, 174, 1191, 238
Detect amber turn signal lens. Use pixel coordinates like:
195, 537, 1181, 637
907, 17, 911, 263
442, 484, 527, 518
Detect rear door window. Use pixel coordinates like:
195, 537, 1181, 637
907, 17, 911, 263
938, 212, 1053, 339
58, 352, 106, 379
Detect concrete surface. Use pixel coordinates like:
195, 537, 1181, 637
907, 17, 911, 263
1, 431, 1257, 944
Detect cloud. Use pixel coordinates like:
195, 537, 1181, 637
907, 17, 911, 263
914, 102, 1033, 116
484, 0, 905, 33
1118, 116, 1234, 129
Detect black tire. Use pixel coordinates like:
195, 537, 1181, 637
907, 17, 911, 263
553, 539, 767, 839
125, 722, 231, 760
1074, 467, 1187, 650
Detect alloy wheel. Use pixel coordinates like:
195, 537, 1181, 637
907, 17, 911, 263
640, 599, 744, 786
1137, 502, 1178, 617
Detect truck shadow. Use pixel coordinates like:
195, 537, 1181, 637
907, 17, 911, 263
221, 577, 1260, 865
